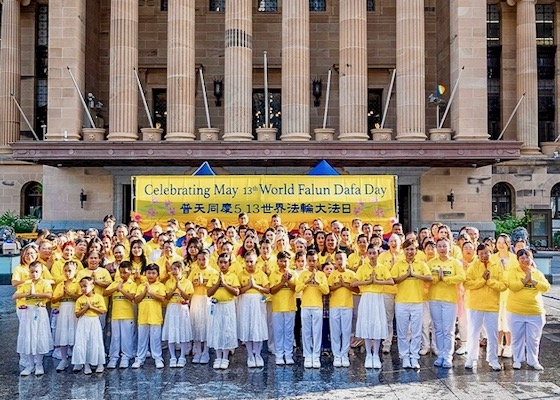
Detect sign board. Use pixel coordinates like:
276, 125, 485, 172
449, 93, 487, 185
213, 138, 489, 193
528, 209, 552, 248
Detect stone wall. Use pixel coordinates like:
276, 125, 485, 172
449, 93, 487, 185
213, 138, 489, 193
0, 163, 43, 216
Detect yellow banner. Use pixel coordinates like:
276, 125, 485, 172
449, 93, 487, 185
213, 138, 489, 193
132, 175, 397, 234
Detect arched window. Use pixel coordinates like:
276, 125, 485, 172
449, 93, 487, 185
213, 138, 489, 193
21, 181, 42, 218
492, 182, 512, 218
551, 183, 560, 218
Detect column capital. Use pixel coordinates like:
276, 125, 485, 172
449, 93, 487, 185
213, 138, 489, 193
507, 0, 536, 6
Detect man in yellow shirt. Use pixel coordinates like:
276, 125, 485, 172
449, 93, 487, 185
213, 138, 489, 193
296, 250, 329, 368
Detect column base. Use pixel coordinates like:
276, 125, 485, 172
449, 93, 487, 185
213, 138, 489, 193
165, 132, 196, 141
338, 132, 369, 141
222, 132, 253, 142
520, 146, 544, 156
395, 132, 427, 141
0, 145, 13, 154
282, 132, 312, 141
45, 130, 82, 141
107, 132, 139, 141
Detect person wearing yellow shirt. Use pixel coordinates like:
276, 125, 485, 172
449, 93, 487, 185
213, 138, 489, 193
13, 262, 53, 376
352, 245, 394, 369
52, 261, 81, 372
269, 251, 297, 366
71, 276, 107, 375
346, 234, 369, 348
115, 224, 130, 254
378, 233, 403, 354
163, 260, 194, 368
456, 240, 478, 356
144, 224, 163, 259
207, 253, 240, 370
187, 249, 219, 364
437, 225, 462, 260
128, 239, 148, 284
490, 233, 517, 358
131, 264, 167, 369
103, 261, 138, 369
328, 251, 358, 368
507, 249, 550, 371
156, 240, 184, 283
238, 250, 270, 368
318, 233, 339, 266
428, 238, 465, 368
463, 245, 507, 371
391, 239, 432, 370
296, 249, 329, 369
50, 242, 84, 284
419, 239, 437, 355
76, 250, 112, 328
258, 238, 277, 354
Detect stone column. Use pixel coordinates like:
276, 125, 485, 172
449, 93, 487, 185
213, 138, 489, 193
501, 3, 517, 141
0, 0, 21, 152
396, 0, 426, 141
449, 0, 489, 140
514, 0, 541, 154
108, 0, 138, 141
166, 0, 196, 140
281, 0, 310, 141
338, 0, 368, 141
45, 0, 86, 141
223, 0, 253, 141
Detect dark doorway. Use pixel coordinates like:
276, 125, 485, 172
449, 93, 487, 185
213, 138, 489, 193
398, 184, 411, 233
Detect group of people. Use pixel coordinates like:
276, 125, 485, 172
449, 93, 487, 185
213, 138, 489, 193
12, 213, 551, 377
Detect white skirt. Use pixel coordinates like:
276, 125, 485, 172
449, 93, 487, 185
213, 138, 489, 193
190, 295, 210, 341
207, 301, 238, 350
356, 293, 387, 340
162, 303, 193, 343
54, 301, 78, 346
237, 293, 268, 342
72, 315, 105, 366
17, 306, 53, 355
498, 297, 510, 332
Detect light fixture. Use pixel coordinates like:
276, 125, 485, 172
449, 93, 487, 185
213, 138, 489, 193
312, 78, 322, 107
213, 79, 223, 107
80, 189, 88, 209
447, 189, 455, 209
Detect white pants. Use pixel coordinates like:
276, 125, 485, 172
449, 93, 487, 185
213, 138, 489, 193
136, 324, 163, 362
466, 310, 498, 364
329, 308, 353, 359
109, 319, 136, 361
272, 312, 295, 358
508, 312, 545, 366
383, 293, 395, 349
429, 300, 457, 363
352, 295, 360, 335
301, 308, 322, 359
457, 304, 468, 344
396, 303, 423, 360
421, 301, 435, 349
267, 302, 274, 352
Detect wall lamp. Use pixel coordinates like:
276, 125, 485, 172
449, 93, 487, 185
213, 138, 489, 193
312, 78, 322, 107
213, 79, 223, 107
80, 189, 88, 209
447, 189, 455, 209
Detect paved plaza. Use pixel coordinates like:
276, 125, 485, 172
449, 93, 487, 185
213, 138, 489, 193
1, 285, 559, 400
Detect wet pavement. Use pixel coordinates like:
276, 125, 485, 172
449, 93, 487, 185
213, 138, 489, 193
1, 285, 559, 400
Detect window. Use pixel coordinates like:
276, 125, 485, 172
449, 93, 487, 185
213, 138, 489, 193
538, 46, 555, 143
153, 89, 167, 132
258, 0, 277, 12
487, 47, 501, 140
487, 4, 500, 45
536, 4, 554, 45
551, 183, 560, 218
310, 0, 326, 12
367, 0, 375, 12
161, 0, 168, 11
35, 5, 48, 140
210, 0, 225, 12
21, 182, 42, 218
367, 89, 383, 133
492, 183, 512, 218
253, 89, 281, 139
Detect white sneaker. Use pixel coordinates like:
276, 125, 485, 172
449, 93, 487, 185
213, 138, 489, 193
169, 358, 178, 368
20, 366, 34, 376
489, 361, 502, 371
512, 361, 521, 370
531, 363, 544, 371
419, 348, 430, 356
131, 360, 143, 369
255, 354, 265, 367
285, 356, 295, 365
220, 359, 230, 369
341, 357, 350, 367
498, 345, 504, 357
200, 353, 210, 364
34, 365, 44, 376
410, 358, 420, 370
95, 365, 104, 373
402, 357, 411, 369
333, 356, 342, 367
213, 358, 222, 369
155, 360, 164, 369
373, 356, 382, 369
84, 364, 92, 375
365, 354, 373, 369
502, 345, 512, 358
119, 359, 129, 369
177, 358, 186, 368
247, 355, 256, 368
275, 356, 285, 366
304, 357, 313, 368
56, 360, 69, 372
312, 358, 321, 369
192, 353, 201, 364
106, 359, 118, 369
455, 345, 467, 355
465, 359, 476, 369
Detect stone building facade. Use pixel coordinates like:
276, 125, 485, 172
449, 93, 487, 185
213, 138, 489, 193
0, 0, 557, 239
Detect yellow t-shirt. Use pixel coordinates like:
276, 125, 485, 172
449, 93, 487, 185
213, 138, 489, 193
136, 281, 166, 325
318, 251, 337, 266
256, 255, 278, 274
76, 268, 113, 300
156, 253, 184, 283
51, 258, 84, 284
15, 279, 52, 307
327, 269, 356, 308
427, 257, 465, 303
354, 263, 392, 294
188, 266, 219, 296
52, 279, 81, 305
206, 270, 240, 303
75, 293, 107, 317
464, 260, 506, 312
347, 252, 368, 272
12, 265, 54, 308
105, 279, 137, 320
506, 266, 550, 316
268, 269, 297, 312
296, 270, 329, 308
238, 270, 269, 295
391, 259, 431, 304
144, 239, 159, 258
378, 252, 403, 295
165, 275, 194, 304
